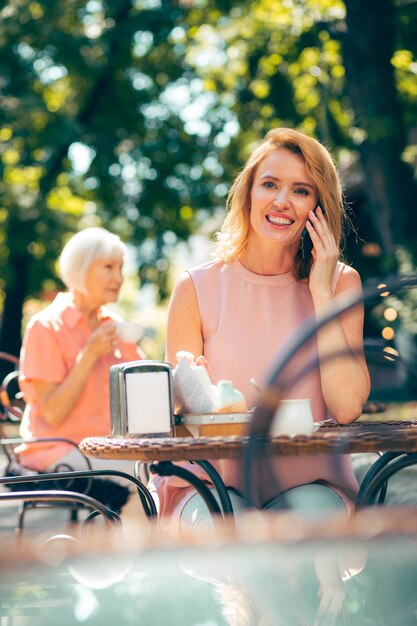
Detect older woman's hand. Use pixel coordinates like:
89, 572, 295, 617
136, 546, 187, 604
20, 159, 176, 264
84, 321, 118, 360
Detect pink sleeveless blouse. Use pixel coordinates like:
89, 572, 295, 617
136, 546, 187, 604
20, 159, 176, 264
152, 259, 359, 519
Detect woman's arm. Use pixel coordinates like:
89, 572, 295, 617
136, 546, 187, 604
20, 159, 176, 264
306, 208, 370, 422
29, 322, 118, 427
165, 272, 203, 366
314, 266, 370, 423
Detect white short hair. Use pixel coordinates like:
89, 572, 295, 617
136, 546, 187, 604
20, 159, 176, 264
59, 227, 127, 293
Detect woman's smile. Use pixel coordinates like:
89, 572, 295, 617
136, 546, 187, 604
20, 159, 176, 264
265, 211, 295, 228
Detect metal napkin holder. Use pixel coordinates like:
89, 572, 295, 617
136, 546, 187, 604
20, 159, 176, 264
110, 360, 174, 437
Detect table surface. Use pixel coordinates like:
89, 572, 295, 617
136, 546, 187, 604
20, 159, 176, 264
79, 420, 417, 462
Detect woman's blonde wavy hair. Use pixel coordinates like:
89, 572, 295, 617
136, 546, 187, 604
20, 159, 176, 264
213, 128, 346, 280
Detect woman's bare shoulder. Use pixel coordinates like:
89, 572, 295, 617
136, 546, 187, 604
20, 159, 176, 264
171, 270, 196, 299
335, 263, 362, 294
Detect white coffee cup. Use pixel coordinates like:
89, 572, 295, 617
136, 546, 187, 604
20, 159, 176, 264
271, 398, 314, 436
116, 321, 146, 344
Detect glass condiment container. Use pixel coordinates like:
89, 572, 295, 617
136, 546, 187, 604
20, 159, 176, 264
215, 379, 247, 413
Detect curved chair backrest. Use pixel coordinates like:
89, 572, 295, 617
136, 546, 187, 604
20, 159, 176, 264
243, 272, 417, 506
0, 353, 143, 528
0, 352, 21, 423
1, 370, 25, 421
0, 351, 19, 367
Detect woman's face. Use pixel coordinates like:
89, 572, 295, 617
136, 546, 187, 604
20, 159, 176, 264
84, 256, 124, 307
249, 148, 319, 248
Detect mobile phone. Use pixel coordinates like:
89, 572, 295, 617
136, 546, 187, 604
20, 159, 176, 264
301, 203, 322, 262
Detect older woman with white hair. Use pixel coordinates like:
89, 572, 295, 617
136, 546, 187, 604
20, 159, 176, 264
17, 227, 145, 477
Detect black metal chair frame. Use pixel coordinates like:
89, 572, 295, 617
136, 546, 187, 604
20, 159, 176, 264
0, 488, 122, 544
0, 468, 157, 534
149, 460, 235, 531
0, 352, 21, 423
356, 451, 417, 506
0, 354, 156, 531
0, 435, 96, 528
243, 272, 417, 510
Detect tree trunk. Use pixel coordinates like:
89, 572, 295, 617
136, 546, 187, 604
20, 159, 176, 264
342, 0, 415, 270
0, 255, 28, 358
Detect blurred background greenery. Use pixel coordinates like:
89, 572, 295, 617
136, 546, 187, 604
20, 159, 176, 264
1, 0, 417, 360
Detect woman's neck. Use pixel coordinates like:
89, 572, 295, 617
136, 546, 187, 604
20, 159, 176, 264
239, 240, 298, 276
72, 291, 103, 328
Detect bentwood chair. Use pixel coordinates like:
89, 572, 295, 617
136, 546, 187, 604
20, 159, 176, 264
243, 272, 417, 509
238, 273, 417, 626
243, 273, 417, 506
0, 352, 22, 424
0, 352, 156, 533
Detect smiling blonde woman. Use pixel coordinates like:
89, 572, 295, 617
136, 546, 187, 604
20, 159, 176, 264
153, 127, 370, 529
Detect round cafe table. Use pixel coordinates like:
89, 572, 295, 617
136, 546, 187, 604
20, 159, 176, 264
80, 419, 417, 514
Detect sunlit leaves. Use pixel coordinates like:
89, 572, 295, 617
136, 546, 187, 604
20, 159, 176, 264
3, 165, 43, 190
1, 0, 228, 308
28, 2, 45, 20
180, 205, 193, 220
2, 149, 20, 166
43, 78, 71, 112
392, 49, 417, 105
0, 127, 13, 141
180, 0, 354, 185
46, 185, 88, 216
259, 53, 284, 77
250, 79, 269, 99
392, 49, 414, 70
1, 0, 417, 322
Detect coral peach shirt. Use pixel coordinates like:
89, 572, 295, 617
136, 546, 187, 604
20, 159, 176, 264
18, 292, 141, 471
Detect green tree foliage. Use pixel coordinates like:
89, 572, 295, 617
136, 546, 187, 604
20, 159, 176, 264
1, 0, 417, 355
0, 0, 227, 353
182, 0, 417, 275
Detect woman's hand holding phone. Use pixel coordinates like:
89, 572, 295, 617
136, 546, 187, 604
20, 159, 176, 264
304, 205, 339, 298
